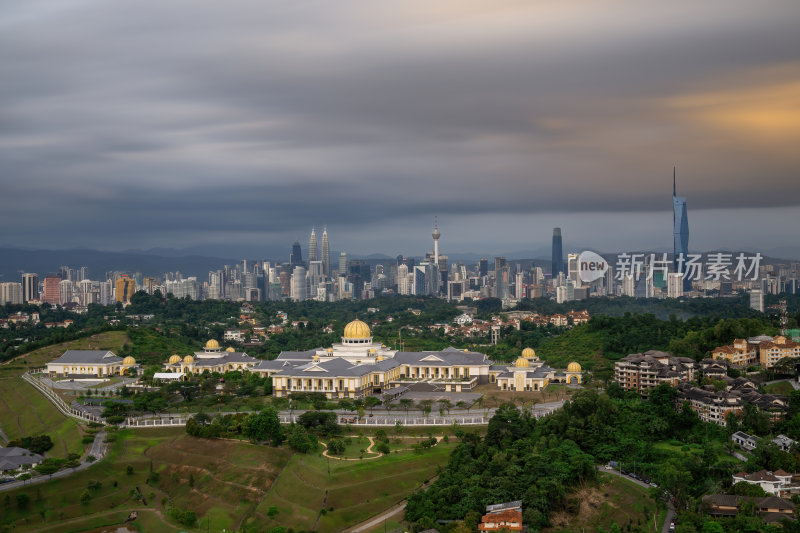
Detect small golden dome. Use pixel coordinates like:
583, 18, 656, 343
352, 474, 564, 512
522, 347, 536, 359
183, 355, 194, 364
369, 348, 376, 354
326, 347, 333, 352
343, 319, 371, 339
205, 339, 220, 350
168, 354, 181, 364
514, 357, 530, 368
122, 356, 136, 366
567, 361, 582, 372
376, 355, 384, 362
226, 347, 235, 352
313, 354, 320, 361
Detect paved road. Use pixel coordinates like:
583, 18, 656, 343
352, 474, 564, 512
599, 467, 674, 533
0, 430, 107, 493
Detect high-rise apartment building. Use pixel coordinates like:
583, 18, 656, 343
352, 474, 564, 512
59, 279, 73, 305
291, 266, 307, 301
567, 253, 581, 288
115, 275, 135, 304
0, 282, 23, 305
672, 168, 691, 292
42, 276, 62, 305
667, 273, 684, 298
22, 273, 39, 302
750, 289, 764, 312
552, 228, 564, 277
338, 252, 348, 276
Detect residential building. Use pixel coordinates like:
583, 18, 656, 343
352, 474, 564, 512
21, 273, 39, 302
712, 339, 758, 367
732, 431, 758, 451
614, 351, 696, 395
115, 274, 135, 304
702, 494, 795, 524
758, 336, 800, 368
751, 289, 765, 312
679, 379, 788, 426
732, 469, 794, 496
0, 447, 44, 474
479, 501, 524, 532
42, 275, 62, 305
0, 282, 23, 305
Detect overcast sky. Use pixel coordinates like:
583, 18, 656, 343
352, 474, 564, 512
2, 1, 799, 260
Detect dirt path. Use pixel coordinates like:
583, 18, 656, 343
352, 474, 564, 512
321, 436, 444, 461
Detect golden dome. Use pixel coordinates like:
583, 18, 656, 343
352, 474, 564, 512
205, 339, 220, 350
122, 356, 136, 366
326, 347, 333, 352
183, 355, 194, 364
343, 319, 371, 339
567, 362, 582, 372
168, 354, 181, 364
369, 348, 376, 354
521, 347, 536, 359
313, 354, 320, 361
226, 347, 235, 352
514, 357, 530, 368
376, 355, 384, 361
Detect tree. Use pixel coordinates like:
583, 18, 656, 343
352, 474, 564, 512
80, 489, 92, 505
365, 396, 381, 413
16, 493, 30, 510
242, 407, 283, 445
399, 398, 414, 415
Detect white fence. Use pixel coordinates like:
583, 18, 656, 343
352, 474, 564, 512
22, 372, 103, 424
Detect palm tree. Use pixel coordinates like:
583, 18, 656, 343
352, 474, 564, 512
438, 399, 453, 415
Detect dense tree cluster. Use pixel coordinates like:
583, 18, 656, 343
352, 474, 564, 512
405, 385, 796, 532
7, 435, 53, 454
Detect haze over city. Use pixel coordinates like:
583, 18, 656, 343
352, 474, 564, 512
2, 1, 799, 258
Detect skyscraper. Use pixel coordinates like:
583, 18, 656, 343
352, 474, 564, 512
552, 228, 564, 277
672, 167, 691, 292
321, 226, 330, 276
42, 275, 62, 304
308, 227, 318, 264
290, 241, 303, 268
338, 252, 347, 275
478, 258, 489, 278
22, 273, 39, 302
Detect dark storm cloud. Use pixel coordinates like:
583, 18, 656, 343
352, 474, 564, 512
1, 1, 799, 255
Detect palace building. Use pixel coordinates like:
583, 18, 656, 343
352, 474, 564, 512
162, 339, 261, 375
490, 347, 581, 391
160, 319, 583, 400
47, 350, 138, 378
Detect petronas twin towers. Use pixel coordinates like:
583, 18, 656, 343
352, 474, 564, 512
308, 226, 331, 275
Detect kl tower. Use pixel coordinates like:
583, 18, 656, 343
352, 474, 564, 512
432, 216, 440, 268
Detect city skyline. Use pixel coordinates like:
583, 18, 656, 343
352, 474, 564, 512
2, 1, 800, 257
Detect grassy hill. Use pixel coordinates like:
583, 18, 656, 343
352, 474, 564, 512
0, 331, 129, 457
248, 440, 456, 533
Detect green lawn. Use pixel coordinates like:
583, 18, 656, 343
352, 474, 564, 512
250, 440, 456, 533
0, 331, 130, 455
0, 376, 84, 458
765, 381, 795, 396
